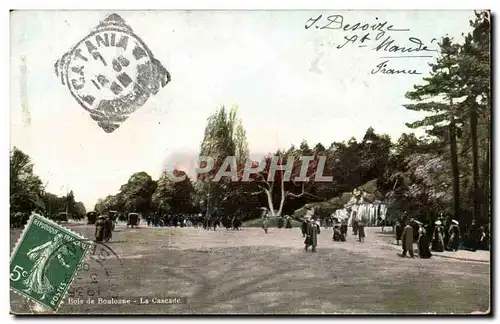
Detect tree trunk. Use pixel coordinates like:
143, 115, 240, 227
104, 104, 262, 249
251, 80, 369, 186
277, 178, 286, 217
449, 102, 461, 223
481, 121, 491, 223
470, 106, 480, 222
264, 188, 275, 216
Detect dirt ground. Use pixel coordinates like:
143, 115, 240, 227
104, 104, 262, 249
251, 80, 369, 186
10, 224, 490, 315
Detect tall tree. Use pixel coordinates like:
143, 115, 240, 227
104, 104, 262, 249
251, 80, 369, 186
459, 10, 491, 222
404, 36, 464, 223
119, 172, 156, 214
152, 170, 195, 215
198, 105, 251, 216
66, 190, 76, 214
10, 147, 45, 214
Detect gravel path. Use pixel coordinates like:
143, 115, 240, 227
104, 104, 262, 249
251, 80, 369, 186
10, 225, 490, 314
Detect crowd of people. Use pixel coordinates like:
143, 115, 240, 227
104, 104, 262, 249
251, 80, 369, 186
143, 213, 243, 231
258, 206, 490, 258
90, 207, 490, 258
394, 214, 489, 258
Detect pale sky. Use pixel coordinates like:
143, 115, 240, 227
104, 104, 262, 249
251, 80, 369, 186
10, 10, 476, 210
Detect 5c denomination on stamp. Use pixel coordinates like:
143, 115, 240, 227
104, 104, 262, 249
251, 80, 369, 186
9, 213, 91, 312
55, 13, 171, 133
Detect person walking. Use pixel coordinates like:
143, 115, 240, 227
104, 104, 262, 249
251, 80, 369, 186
417, 223, 432, 258
302, 207, 314, 237
358, 220, 366, 243
401, 219, 415, 258
261, 208, 269, 234
340, 217, 348, 240
352, 216, 359, 236
304, 216, 320, 252
446, 220, 461, 251
431, 220, 445, 252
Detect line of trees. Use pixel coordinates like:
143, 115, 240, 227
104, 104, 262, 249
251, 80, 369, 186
95, 12, 490, 228
11, 11, 489, 230
10, 147, 87, 226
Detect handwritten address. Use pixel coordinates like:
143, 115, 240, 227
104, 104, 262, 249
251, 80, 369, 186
305, 14, 438, 75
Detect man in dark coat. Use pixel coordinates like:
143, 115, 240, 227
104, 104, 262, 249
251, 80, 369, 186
304, 218, 320, 252
103, 216, 113, 242
232, 216, 241, 230
333, 225, 345, 242
340, 219, 348, 240
477, 226, 488, 250
463, 219, 480, 251
95, 216, 106, 242
302, 207, 314, 237
401, 219, 415, 258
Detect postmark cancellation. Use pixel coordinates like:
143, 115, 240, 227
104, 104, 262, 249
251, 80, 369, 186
54, 13, 171, 133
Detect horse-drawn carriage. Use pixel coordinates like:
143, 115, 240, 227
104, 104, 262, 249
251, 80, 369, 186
127, 212, 140, 228
87, 211, 98, 225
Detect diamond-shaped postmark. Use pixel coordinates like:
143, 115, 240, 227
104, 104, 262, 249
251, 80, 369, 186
10, 213, 91, 312
55, 13, 171, 133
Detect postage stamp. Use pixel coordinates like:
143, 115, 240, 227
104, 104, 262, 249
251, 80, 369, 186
54, 13, 171, 133
9, 213, 91, 312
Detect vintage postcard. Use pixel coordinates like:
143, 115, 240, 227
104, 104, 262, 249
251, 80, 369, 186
10, 10, 491, 315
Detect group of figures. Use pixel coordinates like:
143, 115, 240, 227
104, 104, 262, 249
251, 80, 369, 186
145, 213, 243, 231
146, 213, 198, 228
394, 215, 489, 258
260, 206, 369, 252
95, 215, 114, 243
260, 209, 293, 234
277, 215, 294, 230
203, 215, 242, 231
94, 212, 139, 242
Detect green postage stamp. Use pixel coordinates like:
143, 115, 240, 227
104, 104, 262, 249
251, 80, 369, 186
10, 213, 91, 311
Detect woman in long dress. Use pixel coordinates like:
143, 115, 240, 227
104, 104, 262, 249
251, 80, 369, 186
417, 225, 432, 258
431, 221, 444, 252
22, 233, 71, 300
